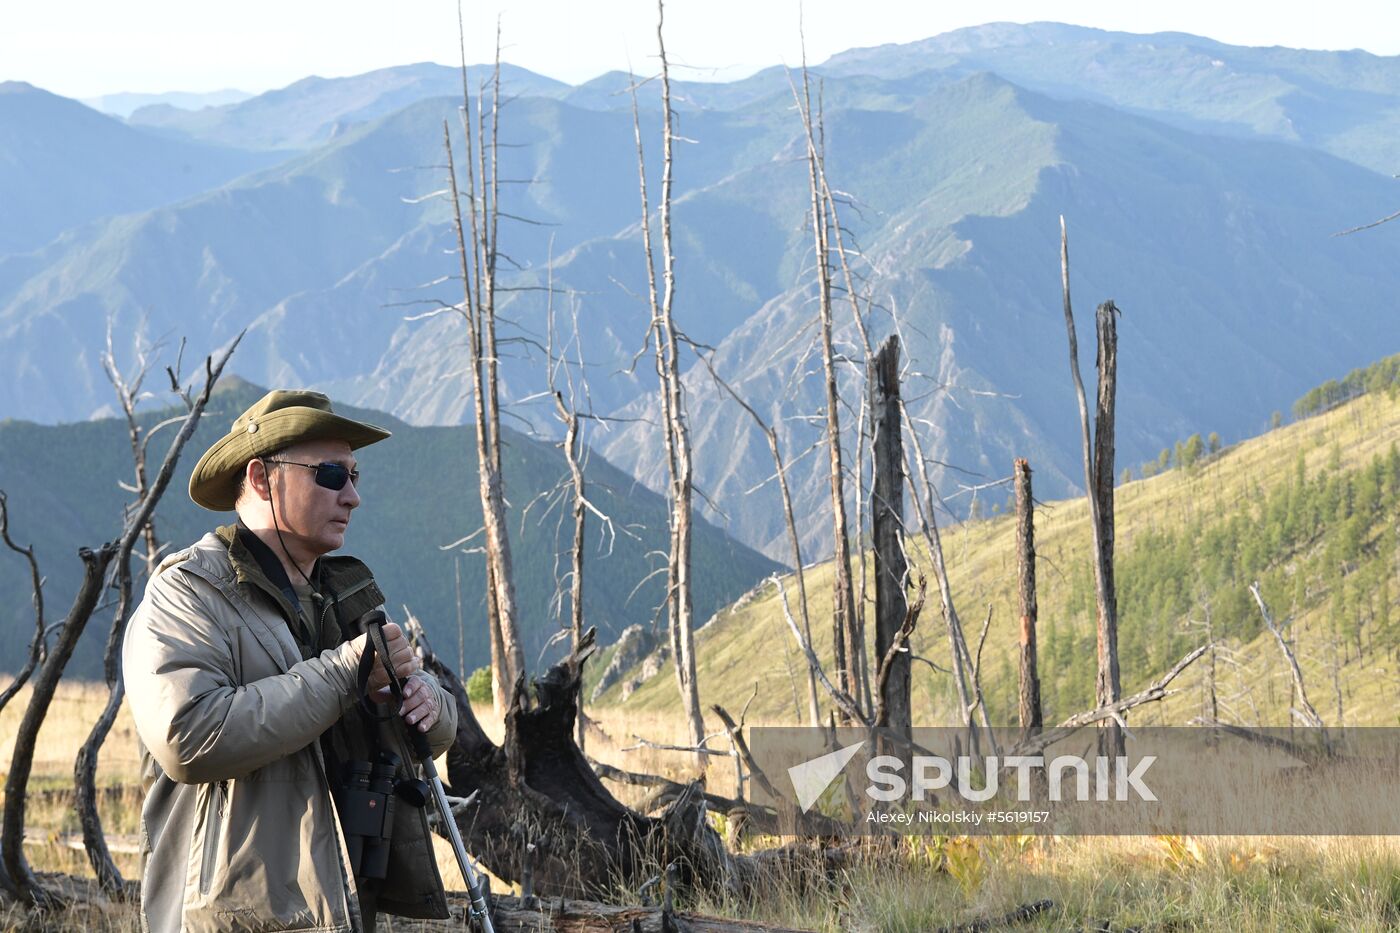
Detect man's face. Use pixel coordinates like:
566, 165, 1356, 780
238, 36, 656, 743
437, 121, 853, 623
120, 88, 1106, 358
263, 438, 361, 560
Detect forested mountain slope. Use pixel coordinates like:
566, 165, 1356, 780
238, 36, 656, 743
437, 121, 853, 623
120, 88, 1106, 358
597, 355, 1400, 729
0, 378, 779, 678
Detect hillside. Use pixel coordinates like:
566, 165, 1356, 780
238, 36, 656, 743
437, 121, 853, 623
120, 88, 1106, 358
0, 378, 780, 680
595, 358, 1400, 729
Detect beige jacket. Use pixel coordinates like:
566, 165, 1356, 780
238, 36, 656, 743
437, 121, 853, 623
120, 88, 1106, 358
123, 530, 456, 932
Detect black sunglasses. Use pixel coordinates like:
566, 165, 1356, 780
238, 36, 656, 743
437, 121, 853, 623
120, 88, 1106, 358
264, 459, 360, 490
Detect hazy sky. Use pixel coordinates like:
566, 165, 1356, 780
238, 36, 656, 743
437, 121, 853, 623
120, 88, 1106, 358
8, 0, 1398, 99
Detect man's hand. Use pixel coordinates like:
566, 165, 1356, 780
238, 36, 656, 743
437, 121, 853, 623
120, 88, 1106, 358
397, 673, 441, 733
358, 621, 421, 691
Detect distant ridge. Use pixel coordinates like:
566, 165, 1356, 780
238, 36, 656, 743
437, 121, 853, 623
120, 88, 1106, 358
128, 62, 572, 151
82, 88, 253, 118
821, 21, 1400, 172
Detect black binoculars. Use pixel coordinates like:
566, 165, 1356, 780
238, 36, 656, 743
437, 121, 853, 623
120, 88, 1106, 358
340, 751, 430, 880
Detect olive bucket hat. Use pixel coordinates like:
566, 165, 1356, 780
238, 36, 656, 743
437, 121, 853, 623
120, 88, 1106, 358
189, 389, 391, 511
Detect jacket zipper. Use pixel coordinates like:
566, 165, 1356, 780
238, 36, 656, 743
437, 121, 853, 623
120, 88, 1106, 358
198, 780, 228, 896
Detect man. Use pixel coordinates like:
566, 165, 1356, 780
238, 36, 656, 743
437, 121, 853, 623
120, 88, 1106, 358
124, 390, 459, 932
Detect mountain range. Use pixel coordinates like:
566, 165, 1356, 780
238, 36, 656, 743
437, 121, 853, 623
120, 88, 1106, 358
2, 22, 1398, 570
83, 88, 253, 119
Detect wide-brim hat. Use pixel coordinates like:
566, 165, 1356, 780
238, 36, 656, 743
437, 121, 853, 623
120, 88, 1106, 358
190, 389, 391, 511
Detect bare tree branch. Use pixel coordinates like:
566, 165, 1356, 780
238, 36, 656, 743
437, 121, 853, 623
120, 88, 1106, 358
1248, 581, 1326, 729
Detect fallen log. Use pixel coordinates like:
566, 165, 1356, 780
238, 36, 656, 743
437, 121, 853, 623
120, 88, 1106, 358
1186, 718, 1338, 764
935, 898, 1055, 932
408, 621, 850, 902
425, 892, 816, 932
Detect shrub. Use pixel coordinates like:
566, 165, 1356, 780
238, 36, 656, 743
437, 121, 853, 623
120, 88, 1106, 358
466, 665, 493, 704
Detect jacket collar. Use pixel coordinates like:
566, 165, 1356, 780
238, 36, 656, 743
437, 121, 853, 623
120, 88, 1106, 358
216, 523, 301, 625
214, 523, 378, 637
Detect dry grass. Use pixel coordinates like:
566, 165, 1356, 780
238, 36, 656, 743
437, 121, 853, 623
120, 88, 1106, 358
0, 684, 1393, 930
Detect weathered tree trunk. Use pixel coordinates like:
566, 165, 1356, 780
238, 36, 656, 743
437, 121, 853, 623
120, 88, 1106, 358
655, 11, 705, 762
443, 100, 524, 715
629, 2, 705, 761
796, 73, 861, 714
852, 398, 874, 718
479, 50, 525, 711
485, 571, 508, 715
1058, 217, 1123, 759
73, 562, 134, 898
407, 622, 840, 904
1013, 459, 1042, 737
1091, 300, 1122, 756
1249, 582, 1326, 729
868, 336, 909, 737
554, 391, 588, 749
3, 546, 116, 905
794, 63, 878, 720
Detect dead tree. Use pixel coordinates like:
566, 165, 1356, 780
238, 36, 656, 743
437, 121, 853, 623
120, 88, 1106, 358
1058, 217, 1123, 758
448, 19, 525, 715
1009, 644, 1208, 758
0, 494, 49, 717
545, 282, 623, 749
772, 572, 926, 735
868, 336, 910, 737
1249, 582, 1326, 728
793, 53, 886, 718
73, 336, 217, 897
898, 404, 987, 751
101, 325, 165, 578
1014, 459, 1042, 736
628, 0, 706, 760
554, 391, 586, 742
686, 351, 820, 724
1092, 300, 1122, 743
2, 338, 238, 907
793, 66, 862, 715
